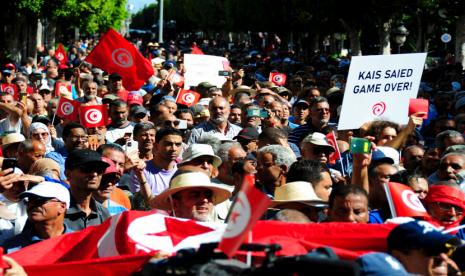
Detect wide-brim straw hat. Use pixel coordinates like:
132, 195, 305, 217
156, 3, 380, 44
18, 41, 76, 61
229, 85, 257, 97
150, 171, 231, 210
270, 181, 327, 208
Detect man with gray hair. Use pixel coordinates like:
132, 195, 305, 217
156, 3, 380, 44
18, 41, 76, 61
215, 142, 246, 186
435, 130, 464, 156
257, 145, 297, 196
428, 152, 465, 192
188, 96, 242, 145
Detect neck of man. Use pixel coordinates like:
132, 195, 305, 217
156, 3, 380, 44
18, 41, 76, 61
153, 156, 176, 171
139, 148, 153, 161
70, 187, 94, 216
34, 217, 65, 239
211, 120, 228, 133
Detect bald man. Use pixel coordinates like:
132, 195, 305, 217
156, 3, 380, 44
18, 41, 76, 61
188, 96, 242, 144
17, 140, 46, 173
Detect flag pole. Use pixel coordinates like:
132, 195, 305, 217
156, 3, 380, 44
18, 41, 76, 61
442, 224, 465, 234
332, 130, 345, 177
246, 231, 252, 266
51, 96, 60, 125
383, 183, 397, 218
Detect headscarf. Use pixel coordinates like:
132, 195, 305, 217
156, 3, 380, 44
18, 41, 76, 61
29, 122, 54, 153
424, 185, 465, 233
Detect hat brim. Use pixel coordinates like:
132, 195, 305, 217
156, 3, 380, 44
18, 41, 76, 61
229, 88, 257, 97
150, 184, 231, 210
179, 154, 222, 168
269, 199, 328, 208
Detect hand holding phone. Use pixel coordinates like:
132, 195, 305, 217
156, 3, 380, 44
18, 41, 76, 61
350, 137, 371, 154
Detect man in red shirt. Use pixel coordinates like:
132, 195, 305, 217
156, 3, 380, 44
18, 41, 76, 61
108, 73, 129, 102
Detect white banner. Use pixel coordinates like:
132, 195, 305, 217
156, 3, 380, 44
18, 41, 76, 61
183, 54, 228, 89
338, 53, 427, 130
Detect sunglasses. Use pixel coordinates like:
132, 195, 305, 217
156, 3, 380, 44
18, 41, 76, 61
78, 165, 105, 175
435, 202, 464, 215
164, 120, 180, 127
312, 147, 332, 155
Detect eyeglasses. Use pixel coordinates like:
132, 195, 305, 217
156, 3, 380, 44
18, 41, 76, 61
435, 202, 464, 215
164, 120, 180, 127
40, 90, 51, 94
312, 147, 332, 155
78, 165, 105, 175
190, 157, 214, 166
24, 197, 62, 206
32, 132, 49, 137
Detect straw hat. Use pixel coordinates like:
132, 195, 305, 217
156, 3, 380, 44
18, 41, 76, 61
150, 171, 231, 210
2, 132, 25, 148
270, 181, 327, 208
179, 144, 222, 168
229, 85, 256, 97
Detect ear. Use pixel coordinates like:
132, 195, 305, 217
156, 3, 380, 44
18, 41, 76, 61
58, 202, 67, 215
64, 169, 71, 180
279, 164, 288, 176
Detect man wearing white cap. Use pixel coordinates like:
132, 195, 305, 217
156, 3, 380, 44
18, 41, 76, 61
2, 181, 72, 253
150, 171, 231, 222
178, 144, 222, 178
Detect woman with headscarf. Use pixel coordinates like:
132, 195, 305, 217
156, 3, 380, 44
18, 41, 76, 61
29, 122, 55, 153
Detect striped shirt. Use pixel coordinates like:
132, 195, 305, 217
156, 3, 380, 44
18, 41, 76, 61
188, 120, 242, 145
288, 122, 337, 145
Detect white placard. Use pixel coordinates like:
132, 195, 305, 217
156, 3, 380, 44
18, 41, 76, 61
183, 54, 228, 89
338, 53, 427, 130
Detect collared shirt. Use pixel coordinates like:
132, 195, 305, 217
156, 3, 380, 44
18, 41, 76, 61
188, 120, 242, 145
288, 122, 337, 145
3, 223, 73, 253
65, 196, 110, 231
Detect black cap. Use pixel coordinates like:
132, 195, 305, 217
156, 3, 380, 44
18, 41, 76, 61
234, 127, 259, 141
65, 149, 109, 171
109, 73, 122, 81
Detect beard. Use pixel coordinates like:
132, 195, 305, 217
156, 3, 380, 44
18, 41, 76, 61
211, 115, 226, 124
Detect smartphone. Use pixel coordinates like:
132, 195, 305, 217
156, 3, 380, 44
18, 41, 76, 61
2, 158, 18, 171
19, 93, 27, 105
218, 70, 231, 77
350, 137, 371, 154
177, 119, 187, 130
88, 134, 99, 145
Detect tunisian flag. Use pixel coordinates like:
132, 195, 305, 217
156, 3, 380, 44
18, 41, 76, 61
8, 211, 396, 275
79, 105, 108, 128
85, 28, 154, 91
54, 43, 68, 64
218, 175, 271, 257
166, 69, 184, 87
175, 89, 200, 107
56, 97, 81, 121
269, 72, 287, 86
326, 131, 341, 165
191, 44, 204, 55
384, 182, 430, 219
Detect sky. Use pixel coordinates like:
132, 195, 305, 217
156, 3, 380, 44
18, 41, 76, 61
127, 0, 155, 13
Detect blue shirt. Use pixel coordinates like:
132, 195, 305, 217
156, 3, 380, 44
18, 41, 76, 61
368, 210, 385, 224
3, 224, 73, 253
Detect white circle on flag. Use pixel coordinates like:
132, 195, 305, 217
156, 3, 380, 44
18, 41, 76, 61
401, 190, 426, 212
56, 52, 64, 61
60, 102, 74, 115
59, 85, 69, 94
111, 48, 133, 68
272, 74, 282, 83
223, 191, 251, 238
4, 86, 14, 95
441, 33, 451, 43
84, 108, 103, 124
181, 92, 195, 104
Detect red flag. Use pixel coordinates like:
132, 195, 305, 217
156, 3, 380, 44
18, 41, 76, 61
269, 72, 287, 86
166, 70, 184, 87
79, 105, 108, 128
191, 44, 204, 55
218, 176, 271, 257
55, 82, 72, 97
326, 131, 341, 165
56, 97, 81, 121
54, 43, 68, 64
384, 182, 430, 219
85, 28, 154, 91
1, 83, 18, 100
175, 89, 200, 107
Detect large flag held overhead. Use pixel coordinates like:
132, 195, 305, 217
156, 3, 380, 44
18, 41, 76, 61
8, 211, 396, 275
85, 28, 154, 91
384, 182, 430, 219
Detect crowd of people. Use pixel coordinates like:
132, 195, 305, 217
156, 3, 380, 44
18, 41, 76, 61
0, 36, 464, 275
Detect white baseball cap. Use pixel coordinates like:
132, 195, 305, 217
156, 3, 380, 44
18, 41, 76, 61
20, 181, 70, 209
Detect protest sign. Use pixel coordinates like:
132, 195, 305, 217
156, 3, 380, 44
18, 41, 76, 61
338, 53, 426, 130
183, 54, 229, 89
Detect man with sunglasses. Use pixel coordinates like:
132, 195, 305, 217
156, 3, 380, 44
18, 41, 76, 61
423, 184, 465, 239
64, 149, 110, 231
3, 181, 71, 253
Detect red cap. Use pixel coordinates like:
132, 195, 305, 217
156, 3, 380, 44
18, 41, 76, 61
5, 63, 15, 71
101, 157, 119, 175
127, 93, 143, 106
424, 185, 465, 209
